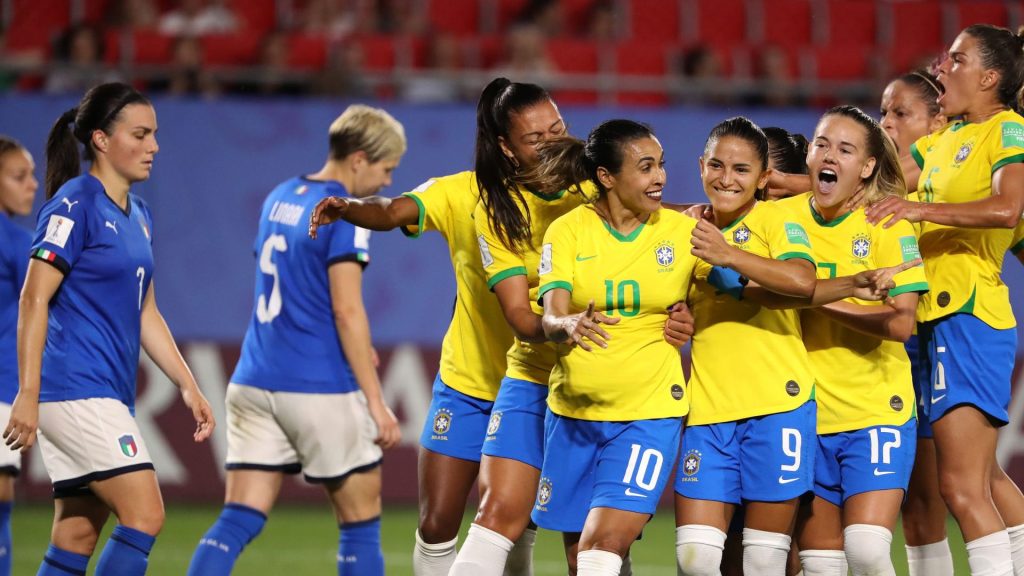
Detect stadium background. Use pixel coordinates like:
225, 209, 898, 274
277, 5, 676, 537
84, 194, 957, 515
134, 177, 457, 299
1, 0, 1023, 573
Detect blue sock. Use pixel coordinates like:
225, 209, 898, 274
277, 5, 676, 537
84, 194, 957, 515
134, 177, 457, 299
187, 503, 267, 576
0, 501, 12, 576
37, 544, 89, 576
94, 525, 155, 576
337, 516, 383, 576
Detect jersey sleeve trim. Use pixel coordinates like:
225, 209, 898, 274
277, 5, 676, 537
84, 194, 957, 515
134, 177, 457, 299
327, 253, 370, 268
537, 280, 573, 301
910, 143, 925, 169
400, 193, 426, 238
889, 281, 929, 297
992, 153, 1024, 174
776, 251, 816, 266
1012, 238, 1024, 255
487, 266, 527, 290
31, 248, 70, 275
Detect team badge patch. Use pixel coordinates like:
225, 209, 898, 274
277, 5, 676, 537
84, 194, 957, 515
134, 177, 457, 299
682, 449, 701, 477
537, 477, 553, 506
785, 380, 801, 397
732, 224, 751, 245
118, 434, 138, 458
655, 241, 675, 267
477, 235, 494, 268
890, 395, 904, 411
1002, 122, 1024, 148
539, 244, 552, 275
487, 412, 502, 436
785, 222, 811, 248
43, 215, 74, 248
670, 384, 684, 400
899, 236, 921, 262
954, 142, 973, 164
432, 409, 453, 435
294, 184, 308, 195
852, 233, 871, 259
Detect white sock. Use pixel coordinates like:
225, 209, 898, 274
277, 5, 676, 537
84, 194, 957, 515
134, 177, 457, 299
577, 549, 622, 576
503, 527, 536, 576
966, 531, 1014, 576
906, 539, 954, 576
799, 549, 847, 576
742, 527, 791, 573
1007, 524, 1024, 576
844, 524, 895, 576
618, 554, 632, 576
675, 524, 727, 576
413, 530, 458, 576
449, 524, 514, 576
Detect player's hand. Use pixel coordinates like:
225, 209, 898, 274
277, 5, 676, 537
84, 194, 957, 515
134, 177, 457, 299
690, 219, 736, 266
562, 300, 619, 352
683, 204, 712, 221
864, 195, 923, 228
4, 393, 38, 452
309, 196, 350, 239
664, 302, 694, 347
368, 400, 401, 450
181, 385, 216, 442
850, 258, 923, 302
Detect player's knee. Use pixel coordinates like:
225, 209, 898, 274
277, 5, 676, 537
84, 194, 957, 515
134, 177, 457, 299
741, 528, 791, 573
52, 524, 103, 556
937, 472, 985, 516
474, 496, 529, 536
119, 504, 165, 537
580, 535, 631, 559
417, 515, 460, 544
843, 524, 893, 573
675, 524, 726, 576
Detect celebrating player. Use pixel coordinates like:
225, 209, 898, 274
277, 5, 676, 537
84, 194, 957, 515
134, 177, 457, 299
187, 104, 404, 576
866, 24, 1024, 575
4, 82, 216, 576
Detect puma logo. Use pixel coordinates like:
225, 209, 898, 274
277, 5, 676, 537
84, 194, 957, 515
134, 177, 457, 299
61, 198, 79, 212
105, 221, 118, 234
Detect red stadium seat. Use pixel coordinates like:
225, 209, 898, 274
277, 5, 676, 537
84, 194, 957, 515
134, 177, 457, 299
496, 0, 529, 30
5, 0, 71, 53
953, 1, 1008, 30
287, 33, 328, 70
129, 29, 175, 64
546, 37, 601, 104
693, 0, 747, 47
351, 35, 396, 71
808, 45, 871, 81
613, 40, 671, 105
428, 0, 480, 35
200, 33, 262, 66
229, 0, 276, 31
82, 0, 114, 24
886, 0, 943, 52
630, 0, 681, 43
823, 0, 876, 46
760, 0, 812, 47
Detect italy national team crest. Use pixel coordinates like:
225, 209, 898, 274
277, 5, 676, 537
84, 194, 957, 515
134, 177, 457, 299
954, 142, 973, 165
682, 449, 701, 477
655, 241, 675, 267
732, 224, 751, 245
852, 233, 871, 259
432, 408, 453, 437
294, 184, 309, 195
118, 434, 138, 458
139, 221, 150, 240
487, 411, 502, 437
536, 477, 553, 507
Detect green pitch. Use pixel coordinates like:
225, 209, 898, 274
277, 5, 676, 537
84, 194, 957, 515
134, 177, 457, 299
11, 504, 969, 574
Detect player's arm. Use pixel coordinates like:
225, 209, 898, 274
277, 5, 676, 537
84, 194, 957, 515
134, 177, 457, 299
767, 172, 812, 198
742, 259, 922, 309
3, 260, 62, 451
541, 291, 617, 352
493, 275, 545, 343
866, 163, 1024, 229
309, 195, 419, 238
140, 284, 215, 443
812, 292, 919, 342
329, 262, 401, 449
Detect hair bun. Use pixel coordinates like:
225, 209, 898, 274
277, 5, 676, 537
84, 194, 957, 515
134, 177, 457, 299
61, 107, 78, 124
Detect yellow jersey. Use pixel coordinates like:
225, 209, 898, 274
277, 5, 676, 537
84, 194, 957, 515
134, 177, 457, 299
537, 205, 699, 421
1012, 221, 1024, 257
687, 201, 817, 425
777, 193, 928, 434
911, 110, 1024, 329
402, 171, 513, 401
474, 186, 584, 385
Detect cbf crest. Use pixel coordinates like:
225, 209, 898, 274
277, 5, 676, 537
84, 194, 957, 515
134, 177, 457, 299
852, 233, 871, 259
682, 449, 701, 477
432, 408, 453, 437
487, 411, 502, 436
732, 223, 751, 245
954, 141, 973, 165
536, 477, 553, 508
655, 241, 675, 267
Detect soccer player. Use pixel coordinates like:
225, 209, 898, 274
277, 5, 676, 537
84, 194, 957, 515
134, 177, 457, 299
0, 136, 38, 575
1014, 222, 1024, 266
522, 119, 699, 576
3, 82, 216, 576
673, 117, 817, 576
866, 24, 1024, 576
774, 105, 928, 576
187, 105, 404, 576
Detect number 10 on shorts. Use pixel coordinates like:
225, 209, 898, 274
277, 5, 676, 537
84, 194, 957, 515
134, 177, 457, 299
623, 444, 664, 491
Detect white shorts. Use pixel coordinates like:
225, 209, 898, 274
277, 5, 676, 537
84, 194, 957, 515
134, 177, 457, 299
37, 398, 154, 498
0, 404, 21, 476
225, 383, 383, 483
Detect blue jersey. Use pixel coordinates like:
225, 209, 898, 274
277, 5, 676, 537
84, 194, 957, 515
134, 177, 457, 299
231, 177, 370, 394
31, 174, 155, 409
0, 212, 31, 404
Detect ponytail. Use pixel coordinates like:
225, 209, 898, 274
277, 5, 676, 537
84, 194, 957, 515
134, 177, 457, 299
516, 136, 592, 201
474, 77, 552, 254
43, 82, 150, 199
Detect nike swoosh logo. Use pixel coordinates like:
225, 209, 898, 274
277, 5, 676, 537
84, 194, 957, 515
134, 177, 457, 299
931, 394, 946, 405
778, 476, 800, 484
624, 488, 647, 497
873, 468, 896, 476
576, 255, 597, 261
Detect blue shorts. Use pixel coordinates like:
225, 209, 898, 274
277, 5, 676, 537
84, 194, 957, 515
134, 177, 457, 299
531, 410, 682, 533
814, 419, 917, 507
918, 314, 1017, 427
481, 377, 547, 470
905, 334, 933, 438
675, 401, 816, 504
419, 374, 494, 462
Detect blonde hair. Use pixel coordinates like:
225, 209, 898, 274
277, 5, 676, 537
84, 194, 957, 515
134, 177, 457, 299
328, 104, 407, 163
